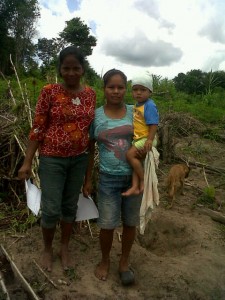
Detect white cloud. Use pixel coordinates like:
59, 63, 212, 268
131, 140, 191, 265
37, 0, 225, 79
36, 0, 70, 39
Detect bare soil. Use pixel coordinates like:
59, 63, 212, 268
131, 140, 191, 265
1, 135, 225, 300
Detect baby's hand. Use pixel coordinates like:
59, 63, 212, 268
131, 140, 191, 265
144, 140, 153, 152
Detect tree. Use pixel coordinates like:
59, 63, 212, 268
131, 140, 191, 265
37, 38, 60, 68
0, 1, 16, 74
0, 0, 40, 74
173, 73, 186, 92
173, 70, 205, 95
84, 61, 100, 86
59, 18, 97, 56
211, 71, 225, 90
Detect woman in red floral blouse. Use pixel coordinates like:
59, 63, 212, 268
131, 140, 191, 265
18, 46, 96, 272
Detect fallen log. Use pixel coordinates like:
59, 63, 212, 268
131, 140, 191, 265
195, 206, 225, 225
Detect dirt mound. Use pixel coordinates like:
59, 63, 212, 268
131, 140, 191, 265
160, 112, 207, 136
137, 210, 196, 257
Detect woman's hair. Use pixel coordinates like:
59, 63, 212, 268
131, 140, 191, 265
103, 69, 127, 87
58, 46, 85, 76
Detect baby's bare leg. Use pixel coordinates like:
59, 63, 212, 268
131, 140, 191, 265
122, 146, 144, 197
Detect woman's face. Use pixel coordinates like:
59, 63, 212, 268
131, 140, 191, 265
104, 74, 126, 105
60, 54, 84, 88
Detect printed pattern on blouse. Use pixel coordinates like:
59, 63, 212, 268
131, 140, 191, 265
91, 105, 134, 175
29, 84, 96, 157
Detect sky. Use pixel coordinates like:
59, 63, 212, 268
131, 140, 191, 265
37, 0, 225, 80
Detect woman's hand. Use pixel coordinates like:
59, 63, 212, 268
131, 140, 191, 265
18, 162, 32, 180
17, 140, 39, 180
82, 179, 93, 198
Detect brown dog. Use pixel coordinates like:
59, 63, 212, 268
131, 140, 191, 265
166, 163, 190, 207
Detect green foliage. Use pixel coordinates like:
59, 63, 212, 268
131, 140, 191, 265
185, 102, 224, 124
37, 38, 59, 68
11, 209, 38, 233
202, 128, 222, 142
22, 77, 48, 105
173, 69, 205, 95
64, 267, 81, 281
2, 71, 225, 128
94, 88, 104, 107
155, 91, 225, 126
1, 2, 98, 76
59, 17, 97, 57
197, 185, 216, 208
153, 76, 175, 96
84, 61, 100, 86
0, 201, 39, 233
4, 75, 47, 98
173, 69, 225, 96
0, 0, 40, 74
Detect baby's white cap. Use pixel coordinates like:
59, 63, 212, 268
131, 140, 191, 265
131, 71, 153, 92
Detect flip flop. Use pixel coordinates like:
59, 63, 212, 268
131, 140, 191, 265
119, 268, 135, 286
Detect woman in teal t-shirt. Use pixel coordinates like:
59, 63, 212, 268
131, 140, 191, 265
83, 69, 143, 286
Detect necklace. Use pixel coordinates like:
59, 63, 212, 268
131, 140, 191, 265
72, 97, 81, 105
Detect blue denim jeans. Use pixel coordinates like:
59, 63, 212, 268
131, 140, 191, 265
38, 153, 88, 228
97, 172, 142, 229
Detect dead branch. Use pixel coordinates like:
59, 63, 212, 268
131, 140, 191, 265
9, 183, 21, 206
0, 271, 10, 300
185, 180, 203, 192
215, 182, 225, 188
9, 55, 25, 106
33, 259, 58, 289
0, 245, 40, 300
0, 71, 16, 106
14, 134, 26, 156
8, 236, 24, 249
202, 167, 209, 187
24, 83, 33, 128
175, 156, 225, 174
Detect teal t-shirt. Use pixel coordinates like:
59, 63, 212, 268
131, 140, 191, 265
90, 104, 133, 175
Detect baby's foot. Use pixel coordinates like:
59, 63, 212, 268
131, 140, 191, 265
122, 187, 140, 197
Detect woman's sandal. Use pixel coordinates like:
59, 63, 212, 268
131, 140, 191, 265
119, 267, 135, 286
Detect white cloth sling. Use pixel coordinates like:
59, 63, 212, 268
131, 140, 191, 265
139, 147, 160, 235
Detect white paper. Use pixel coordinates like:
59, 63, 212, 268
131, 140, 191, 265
25, 179, 41, 216
76, 193, 99, 221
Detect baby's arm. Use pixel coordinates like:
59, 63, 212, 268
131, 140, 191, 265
144, 124, 158, 152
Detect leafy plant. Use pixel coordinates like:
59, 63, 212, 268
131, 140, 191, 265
11, 209, 39, 233
202, 128, 222, 142
197, 185, 216, 208
64, 267, 80, 281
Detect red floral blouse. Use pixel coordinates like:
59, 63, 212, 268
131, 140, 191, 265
29, 84, 96, 157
